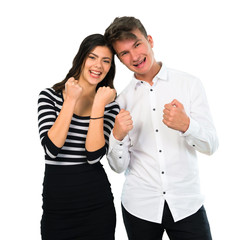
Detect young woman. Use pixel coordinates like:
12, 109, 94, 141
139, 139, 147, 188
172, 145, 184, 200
37, 34, 119, 240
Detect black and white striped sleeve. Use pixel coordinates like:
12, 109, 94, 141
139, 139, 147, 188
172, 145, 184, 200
86, 102, 120, 164
38, 89, 61, 159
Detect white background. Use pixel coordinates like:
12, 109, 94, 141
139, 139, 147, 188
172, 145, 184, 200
0, 0, 239, 239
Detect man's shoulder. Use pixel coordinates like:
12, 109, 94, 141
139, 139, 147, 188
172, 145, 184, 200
117, 79, 135, 97
166, 67, 200, 86
167, 67, 197, 78
115, 79, 135, 108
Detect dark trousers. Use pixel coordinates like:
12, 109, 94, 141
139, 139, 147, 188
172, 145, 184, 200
122, 202, 212, 240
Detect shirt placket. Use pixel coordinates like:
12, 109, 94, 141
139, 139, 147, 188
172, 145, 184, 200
149, 83, 168, 201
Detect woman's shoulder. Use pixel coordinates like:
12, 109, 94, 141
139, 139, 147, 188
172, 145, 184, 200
104, 101, 120, 114
38, 87, 62, 102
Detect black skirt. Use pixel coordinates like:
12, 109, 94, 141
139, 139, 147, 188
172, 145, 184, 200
41, 162, 116, 240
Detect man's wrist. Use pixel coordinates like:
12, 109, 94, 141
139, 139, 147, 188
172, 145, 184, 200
182, 117, 190, 133
112, 128, 125, 141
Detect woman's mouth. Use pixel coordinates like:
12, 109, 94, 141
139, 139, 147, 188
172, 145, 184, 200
90, 70, 102, 78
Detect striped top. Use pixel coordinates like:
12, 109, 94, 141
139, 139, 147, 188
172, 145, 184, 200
38, 88, 120, 165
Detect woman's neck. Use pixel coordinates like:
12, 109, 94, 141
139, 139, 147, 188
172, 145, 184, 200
62, 84, 96, 117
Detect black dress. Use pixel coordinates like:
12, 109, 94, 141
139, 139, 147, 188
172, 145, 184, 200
38, 88, 119, 240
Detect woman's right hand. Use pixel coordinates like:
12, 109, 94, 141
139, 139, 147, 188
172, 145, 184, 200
65, 77, 83, 102
47, 77, 82, 148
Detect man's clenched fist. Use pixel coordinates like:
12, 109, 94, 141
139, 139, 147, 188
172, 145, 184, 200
113, 109, 133, 141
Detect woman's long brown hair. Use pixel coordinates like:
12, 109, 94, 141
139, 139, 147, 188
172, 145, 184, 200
53, 34, 116, 93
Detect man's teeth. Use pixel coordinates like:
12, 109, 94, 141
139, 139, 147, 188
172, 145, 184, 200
134, 59, 145, 66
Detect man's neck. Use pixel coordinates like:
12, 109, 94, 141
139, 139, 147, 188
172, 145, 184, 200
135, 62, 162, 86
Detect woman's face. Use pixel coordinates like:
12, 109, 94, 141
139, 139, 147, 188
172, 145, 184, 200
79, 46, 113, 87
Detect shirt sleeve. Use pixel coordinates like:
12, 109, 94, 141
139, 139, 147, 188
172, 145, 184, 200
107, 131, 131, 173
106, 93, 132, 173
37, 89, 61, 159
180, 78, 219, 155
86, 102, 120, 164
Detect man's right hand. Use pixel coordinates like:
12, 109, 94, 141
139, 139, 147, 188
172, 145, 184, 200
113, 109, 133, 141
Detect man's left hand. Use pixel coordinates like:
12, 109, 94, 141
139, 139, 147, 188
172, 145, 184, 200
163, 99, 190, 133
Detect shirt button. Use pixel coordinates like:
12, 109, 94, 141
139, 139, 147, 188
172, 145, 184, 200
119, 156, 122, 159
163, 192, 166, 194
150, 89, 153, 91
153, 108, 156, 111
156, 129, 159, 132
141, 81, 143, 83
161, 171, 164, 174
119, 143, 123, 146
159, 150, 162, 152
193, 145, 195, 147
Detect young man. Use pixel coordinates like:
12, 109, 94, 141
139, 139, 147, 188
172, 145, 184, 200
104, 17, 218, 240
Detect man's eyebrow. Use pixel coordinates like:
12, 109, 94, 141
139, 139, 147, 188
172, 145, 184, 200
118, 39, 142, 56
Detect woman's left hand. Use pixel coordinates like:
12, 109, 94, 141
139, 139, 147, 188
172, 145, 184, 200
94, 87, 116, 107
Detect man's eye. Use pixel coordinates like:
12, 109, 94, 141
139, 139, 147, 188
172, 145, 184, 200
121, 52, 128, 57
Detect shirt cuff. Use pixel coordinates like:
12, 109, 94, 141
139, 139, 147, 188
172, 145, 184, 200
108, 130, 129, 153
44, 134, 61, 157
180, 117, 200, 138
85, 144, 106, 162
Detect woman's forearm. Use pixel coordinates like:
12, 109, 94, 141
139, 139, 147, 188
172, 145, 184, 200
85, 102, 105, 152
86, 86, 116, 152
48, 97, 76, 148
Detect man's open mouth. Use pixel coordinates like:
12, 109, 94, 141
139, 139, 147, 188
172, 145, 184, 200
133, 57, 146, 67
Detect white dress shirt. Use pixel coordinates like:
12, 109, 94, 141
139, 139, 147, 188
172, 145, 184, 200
107, 63, 218, 223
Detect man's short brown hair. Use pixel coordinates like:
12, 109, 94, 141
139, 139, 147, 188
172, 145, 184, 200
104, 16, 148, 48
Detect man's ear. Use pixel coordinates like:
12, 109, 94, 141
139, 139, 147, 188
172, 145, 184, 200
147, 35, 154, 48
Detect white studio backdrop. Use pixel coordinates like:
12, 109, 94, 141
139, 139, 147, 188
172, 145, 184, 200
0, 0, 239, 239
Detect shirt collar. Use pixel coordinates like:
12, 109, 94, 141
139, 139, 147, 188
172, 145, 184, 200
132, 62, 168, 88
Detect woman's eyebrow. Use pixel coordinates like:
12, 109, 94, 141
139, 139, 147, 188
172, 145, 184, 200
89, 52, 111, 60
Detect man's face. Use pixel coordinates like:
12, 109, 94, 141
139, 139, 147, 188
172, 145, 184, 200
113, 29, 155, 79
